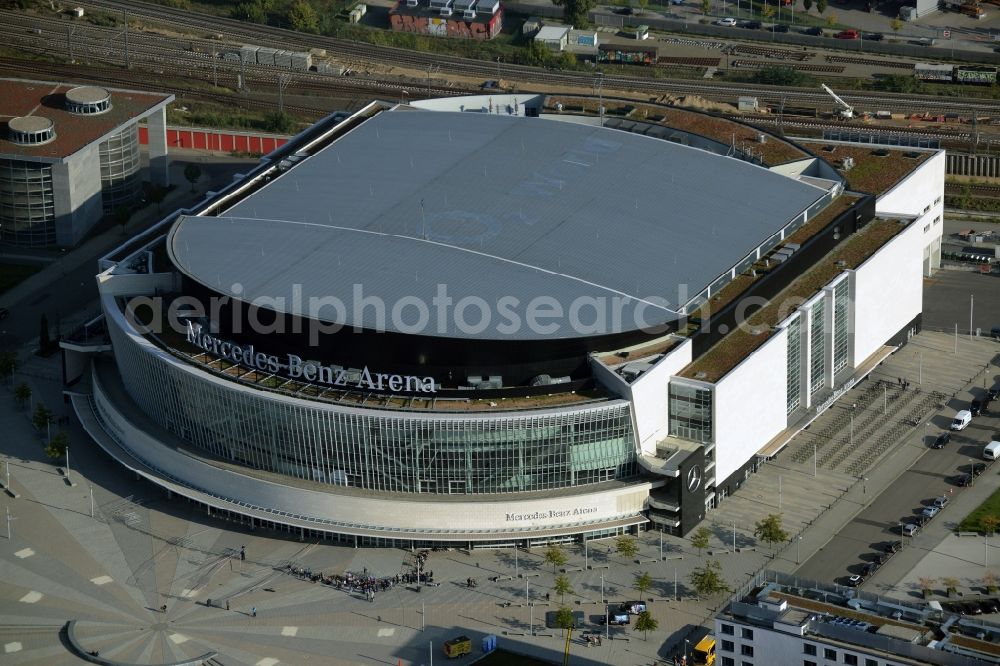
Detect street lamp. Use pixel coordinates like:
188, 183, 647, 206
685, 639, 690, 662
400, 89, 409, 105
971, 459, 975, 487
863, 476, 868, 494
797, 535, 801, 564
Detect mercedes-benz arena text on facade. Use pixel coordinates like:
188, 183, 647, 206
66, 94, 944, 546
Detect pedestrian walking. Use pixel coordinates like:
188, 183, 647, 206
240, 545, 246, 561
160, 604, 167, 613
251, 606, 257, 617
226, 600, 230, 611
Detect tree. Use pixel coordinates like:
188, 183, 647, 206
550, 0, 597, 27
982, 514, 1000, 535
184, 164, 202, 193
0, 350, 17, 386
762, 4, 775, 18
544, 544, 568, 573
263, 111, 294, 133
149, 185, 166, 213
756, 65, 808, 86
232, 0, 273, 23
46, 430, 69, 461
984, 571, 998, 595
554, 606, 575, 636
803, 0, 812, 11
691, 526, 711, 556
637, 0, 648, 13
114, 204, 132, 234
754, 514, 789, 549
689, 560, 731, 596
816, 0, 827, 13
825, 11, 837, 27
615, 534, 639, 560
38, 314, 51, 355
286, 0, 319, 32
634, 571, 653, 599
918, 576, 936, 598
14, 382, 31, 409
701, 0, 711, 14
554, 573, 573, 603
633, 609, 658, 640
943, 576, 960, 596
890, 16, 902, 33
32, 402, 53, 432
524, 40, 552, 67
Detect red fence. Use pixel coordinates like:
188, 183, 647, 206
138, 126, 289, 155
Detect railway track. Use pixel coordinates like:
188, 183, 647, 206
68, 0, 1000, 119
945, 182, 1000, 197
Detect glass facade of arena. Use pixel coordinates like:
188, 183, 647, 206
785, 315, 801, 415
0, 158, 56, 246
106, 309, 638, 495
832, 279, 850, 375
668, 381, 713, 443
100, 125, 142, 213
809, 299, 826, 394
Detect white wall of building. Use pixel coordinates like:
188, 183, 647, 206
876, 150, 946, 276
850, 217, 923, 366
592, 338, 692, 456
712, 327, 789, 484
53, 143, 103, 246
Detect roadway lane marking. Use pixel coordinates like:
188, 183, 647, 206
377, 628, 395, 637
14, 548, 33, 559
169, 633, 189, 644
4, 642, 22, 653
19, 591, 42, 603
256, 659, 279, 666
91, 575, 113, 585
281, 626, 297, 636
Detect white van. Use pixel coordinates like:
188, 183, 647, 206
951, 410, 973, 431
985, 441, 1000, 461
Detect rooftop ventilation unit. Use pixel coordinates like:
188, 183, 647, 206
463, 7, 476, 18
7, 116, 55, 145
440, 6, 453, 15
406, 0, 418, 6
65, 86, 112, 115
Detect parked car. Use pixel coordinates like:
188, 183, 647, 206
771, 23, 789, 32
952, 410, 973, 431
982, 396, 993, 415
883, 541, 902, 554
972, 462, 988, 477
980, 599, 1000, 614
922, 505, 941, 518
957, 472, 974, 487
932, 432, 951, 449
616, 6, 635, 14
803, 26, 824, 36
962, 602, 983, 615
989, 386, 999, 401
972, 399, 983, 417
848, 574, 863, 587
716, 17, 738, 26
863, 32, 884, 41
836, 29, 860, 39
934, 496, 950, 508
875, 552, 891, 565
862, 562, 879, 576
901, 523, 919, 537
915, 514, 932, 527
991, 326, 1000, 340
599, 612, 630, 625
743, 20, 762, 29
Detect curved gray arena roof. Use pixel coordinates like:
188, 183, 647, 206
168, 110, 827, 341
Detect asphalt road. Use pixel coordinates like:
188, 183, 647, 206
796, 404, 1000, 586
923, 269, 1000, 336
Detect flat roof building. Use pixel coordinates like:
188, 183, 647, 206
67, 93, 944, 545
0, 79, 172, 247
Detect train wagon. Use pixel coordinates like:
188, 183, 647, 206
956, 65, 998, 85
597, 43, 657, 65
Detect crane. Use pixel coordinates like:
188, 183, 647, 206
821, 84, 854, 119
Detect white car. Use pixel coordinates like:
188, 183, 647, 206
716, 17, 738, 26
902, 523, 919, 537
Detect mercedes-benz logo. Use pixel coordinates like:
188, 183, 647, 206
687, 465, 703, 493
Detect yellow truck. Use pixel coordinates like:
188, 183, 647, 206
443, 636, 472, 659
692, 636, 716, 665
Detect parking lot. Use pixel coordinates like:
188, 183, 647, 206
923, 269, 1000, 336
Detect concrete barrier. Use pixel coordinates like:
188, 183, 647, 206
958, 531, 981, 537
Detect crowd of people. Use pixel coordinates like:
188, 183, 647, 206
285, 564, 436, 601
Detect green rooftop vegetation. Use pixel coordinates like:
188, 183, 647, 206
806, 143, 932, 196
680, 217, 905, 382
544, 95, 808, 167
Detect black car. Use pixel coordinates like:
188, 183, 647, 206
972, 399, 983, 417
803, 26, 823, 36
743, 20, 762, 29
771, 23, 789, 32
932, 432, 951, 449
972, 462, 988, 477
990, 387, 1000, 401
863, 32, 884, 41
982, 396, 993, 415
862, 562, 879, 576
980, 599, 1000, 614
883, 541, 902, 554
957, 473, 974, 487
915, 514, 931, 527
616, 6, 634, 14
963, 602, 984, 615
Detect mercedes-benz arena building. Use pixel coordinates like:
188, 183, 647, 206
68, 94, 944, 546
